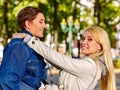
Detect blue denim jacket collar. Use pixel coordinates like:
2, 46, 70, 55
21, 30, 33, 36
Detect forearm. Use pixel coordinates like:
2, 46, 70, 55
26, 37, 71, 68
24, 36, 95, 76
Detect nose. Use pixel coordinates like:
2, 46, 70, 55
80, 39, 87, 49
43, 22, 47, 29
80, 39, 87, 45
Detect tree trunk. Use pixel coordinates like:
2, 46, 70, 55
53, 0, 58, 50
73, 0, 77, 20
2, 0, 9, 47
94, 0, 101, 26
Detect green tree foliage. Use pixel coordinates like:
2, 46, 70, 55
94, 0, 120, 47
0, 0, 120, 48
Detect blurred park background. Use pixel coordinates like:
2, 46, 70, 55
0, 0, 120, 67
0, 0, 120, 89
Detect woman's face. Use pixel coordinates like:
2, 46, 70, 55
26, 13, 46, 37
80, 31, 101, 55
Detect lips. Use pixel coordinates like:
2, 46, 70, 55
39, 29, 44, 33
81, 47, 86, 51
81, 45, 88, 49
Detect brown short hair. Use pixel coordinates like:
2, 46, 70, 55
17, 6, 43, 30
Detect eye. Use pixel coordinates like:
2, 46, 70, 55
39, 19, 45, 24
88, 38, 93, 41
39, 21, 43, 24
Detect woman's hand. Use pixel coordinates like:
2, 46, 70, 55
12, 33, 27, 39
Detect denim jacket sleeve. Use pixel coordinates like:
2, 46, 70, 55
0, 39, 29, 90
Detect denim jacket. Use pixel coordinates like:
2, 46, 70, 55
0, 30, 47, 90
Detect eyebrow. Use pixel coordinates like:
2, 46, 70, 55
87, 36, 93, 38
39, 18, 45, 21
84, 36, 93, 38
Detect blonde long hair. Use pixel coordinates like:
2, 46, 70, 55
85, 26, 116, 90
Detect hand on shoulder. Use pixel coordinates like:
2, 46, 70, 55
12, 33, 27, 39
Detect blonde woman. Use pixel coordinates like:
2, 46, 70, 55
13, 26, 116, 90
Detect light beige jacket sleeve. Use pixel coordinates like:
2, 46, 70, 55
26, 37, 97, 77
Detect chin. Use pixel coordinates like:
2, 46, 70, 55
36, 34, 44, 38
40, 35, 44, 38
81, 51, 87, 55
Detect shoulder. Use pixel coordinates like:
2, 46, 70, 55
81, 57, 95, 65
8, 38, 25, 46
4, 38, 28, 52
3, 38, 31, 58
80, 57, 97, 71
85, 57, 95, 64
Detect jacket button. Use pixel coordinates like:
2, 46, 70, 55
32, 41, 35, 44
35, 38, 38, 40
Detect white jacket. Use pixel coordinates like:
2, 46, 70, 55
26, 37, 102, 90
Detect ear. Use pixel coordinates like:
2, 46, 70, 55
25, 20, 31, 29
98, 44, 102, 50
